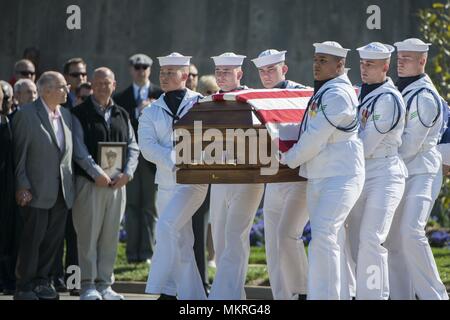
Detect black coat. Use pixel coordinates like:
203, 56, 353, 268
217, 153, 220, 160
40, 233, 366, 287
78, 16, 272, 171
0, 117, 16, 260
113, 83, 163, 135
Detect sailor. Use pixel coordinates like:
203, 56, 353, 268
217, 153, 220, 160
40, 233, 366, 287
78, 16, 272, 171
138, 53, 209, 300
346, 42, 407, 300
280, 41, 365, 300
384, 38, 449, 300
252, 49, 309, 300
207, 52, 265, 300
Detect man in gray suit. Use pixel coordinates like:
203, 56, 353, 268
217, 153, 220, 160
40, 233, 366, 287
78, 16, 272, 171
12, 71, 74, 300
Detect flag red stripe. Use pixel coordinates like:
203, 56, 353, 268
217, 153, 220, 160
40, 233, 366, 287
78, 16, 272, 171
236, 90, 313, 102
277, 140, 297, 153
256, 109, 306, 124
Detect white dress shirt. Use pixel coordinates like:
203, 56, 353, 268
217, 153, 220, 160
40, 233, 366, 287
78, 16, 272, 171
42, 99, 65, 151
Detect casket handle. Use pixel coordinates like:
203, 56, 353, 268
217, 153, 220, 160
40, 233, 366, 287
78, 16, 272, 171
211, 174, 220, 180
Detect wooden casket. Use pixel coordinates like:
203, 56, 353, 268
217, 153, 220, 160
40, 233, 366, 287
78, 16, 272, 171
174, 89, 312, 184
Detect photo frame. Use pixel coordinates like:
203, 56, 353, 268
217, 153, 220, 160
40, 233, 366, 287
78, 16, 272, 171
98, 142, 127, 180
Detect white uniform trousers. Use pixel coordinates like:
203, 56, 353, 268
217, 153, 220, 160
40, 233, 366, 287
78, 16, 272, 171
307, 174, 364, 300
208, 183, 264, 300
145, 184, 209, 300
385, 171, 449, 300
263, 181, 309, 299
346, 174, 405, 299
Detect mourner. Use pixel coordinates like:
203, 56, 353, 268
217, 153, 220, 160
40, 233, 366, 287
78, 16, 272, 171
139, 53, 208, 300
385, 38, 449, 300
114, 54, 163, 265
12, 72, 75, 300
71, 67, 139, 300
281, 41, 365, 300
252, 49, 309, 300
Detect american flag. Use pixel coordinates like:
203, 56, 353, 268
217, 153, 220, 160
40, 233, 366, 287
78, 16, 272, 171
199, 89, 314, 152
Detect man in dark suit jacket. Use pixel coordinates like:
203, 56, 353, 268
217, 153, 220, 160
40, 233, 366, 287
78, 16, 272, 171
12, 72, 75, 300
113, 54, 163, 264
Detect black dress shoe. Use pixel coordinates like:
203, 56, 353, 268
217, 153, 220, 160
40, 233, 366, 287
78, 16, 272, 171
157, 294, 177, 300
13, 290, 39, 300
34, 284, 59, 300
52, 277, 68, 293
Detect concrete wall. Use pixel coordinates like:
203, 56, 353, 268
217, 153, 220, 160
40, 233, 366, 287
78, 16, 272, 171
0, 0, 435, 90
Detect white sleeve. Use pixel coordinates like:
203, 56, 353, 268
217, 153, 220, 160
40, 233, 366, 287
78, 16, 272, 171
282, 90, 354, 168
399, 91, 440, 160
137, 110, 175, 171
360, 94, 403, 157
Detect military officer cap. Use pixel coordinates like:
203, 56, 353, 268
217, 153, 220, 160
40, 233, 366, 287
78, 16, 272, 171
357, 42, 395, 59
129, 54, 153, 66
251, 49, 287, 68
313, 41, 350, 58
157, 52, 192, 67
394, 38, 431, 52
211, 52, 246, 66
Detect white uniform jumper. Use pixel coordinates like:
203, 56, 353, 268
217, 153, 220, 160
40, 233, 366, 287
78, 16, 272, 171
263, 80, 309, 300
346, 78, 407, 299
138, 89, 209, 300
385, 74, 449, 300
282, 73, 365, 300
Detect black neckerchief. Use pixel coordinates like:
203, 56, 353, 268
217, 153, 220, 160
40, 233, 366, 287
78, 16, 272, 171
163, 89, 187, 115
360, 79, 388, 102
219, 85, 247, 93
395, 74, 426, 93
314, 78, 333, 94
273, 80, 289, 89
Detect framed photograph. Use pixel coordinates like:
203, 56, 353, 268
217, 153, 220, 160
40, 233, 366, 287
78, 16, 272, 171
98, 142, 127, 180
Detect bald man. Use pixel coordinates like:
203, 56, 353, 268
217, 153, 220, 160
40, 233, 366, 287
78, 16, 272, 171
12, 72, 75, 300
71, 68, 139, 300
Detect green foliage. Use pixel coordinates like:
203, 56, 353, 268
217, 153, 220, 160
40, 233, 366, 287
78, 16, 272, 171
418, 1, 450, 100
419, 1, 450, 228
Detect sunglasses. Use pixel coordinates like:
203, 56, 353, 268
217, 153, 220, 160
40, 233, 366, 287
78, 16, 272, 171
69, 72, 87, 78
134, 64, 149, 71
79, 95, 90, 102
19, 70, 35, 77
189, 73, 198, 78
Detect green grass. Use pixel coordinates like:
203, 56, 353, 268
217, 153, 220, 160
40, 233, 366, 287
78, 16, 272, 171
114, 243, 450, 289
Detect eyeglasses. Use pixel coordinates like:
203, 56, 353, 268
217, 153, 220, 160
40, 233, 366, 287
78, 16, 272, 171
69, 72, 87, 78
134, 64, 149, 71
19, 70, 35, 77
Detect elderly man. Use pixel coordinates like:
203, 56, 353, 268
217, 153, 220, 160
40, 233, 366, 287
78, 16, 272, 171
252, 49, 309, 300
13, 79, 38, 108
281, 41, 365, 300
139, 53, 208, 300
62, 58, 88, 109
384, 38, 449, 300
207, 53, 264, 300
12, 59, 36, 84
71, 67, 139, 300
12, 72, 75, 300
345, 42, 407, 300
114, 54, 163, 264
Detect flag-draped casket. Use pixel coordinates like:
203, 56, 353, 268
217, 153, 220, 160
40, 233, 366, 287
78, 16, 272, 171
174, 89, 313, 184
